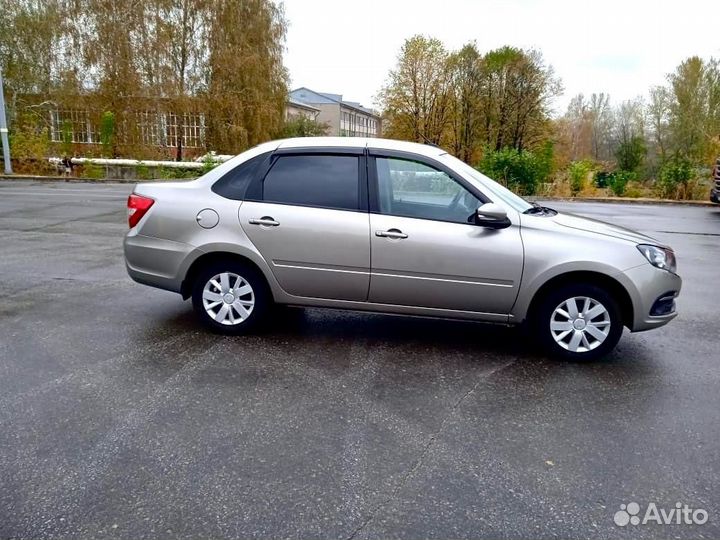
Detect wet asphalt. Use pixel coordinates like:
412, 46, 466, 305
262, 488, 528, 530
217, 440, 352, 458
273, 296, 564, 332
0, 180, 718, 540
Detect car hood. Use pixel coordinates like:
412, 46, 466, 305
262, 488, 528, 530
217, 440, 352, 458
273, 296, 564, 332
549, 211, 660, 245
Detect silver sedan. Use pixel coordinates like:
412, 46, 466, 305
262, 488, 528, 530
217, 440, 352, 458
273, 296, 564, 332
124, 137, 681, 361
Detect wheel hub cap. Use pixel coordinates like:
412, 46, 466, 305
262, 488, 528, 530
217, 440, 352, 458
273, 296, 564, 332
201, 272, 255, 326
550, 296, 611, 353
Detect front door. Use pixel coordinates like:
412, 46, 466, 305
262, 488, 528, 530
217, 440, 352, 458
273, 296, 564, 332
239, 152, 370, 301
367, 155, 523, 314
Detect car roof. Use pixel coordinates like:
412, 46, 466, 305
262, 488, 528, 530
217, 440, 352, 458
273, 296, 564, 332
275, 137, 446, 158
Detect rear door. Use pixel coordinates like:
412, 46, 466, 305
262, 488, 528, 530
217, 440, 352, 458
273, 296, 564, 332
367, 152, 523, 315
238, 149, 370, 301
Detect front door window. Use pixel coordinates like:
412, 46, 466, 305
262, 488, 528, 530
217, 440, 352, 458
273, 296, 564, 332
376, 157, 481, 223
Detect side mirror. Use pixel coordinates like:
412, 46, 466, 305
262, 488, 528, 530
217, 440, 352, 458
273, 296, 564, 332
475, 203, 511, 229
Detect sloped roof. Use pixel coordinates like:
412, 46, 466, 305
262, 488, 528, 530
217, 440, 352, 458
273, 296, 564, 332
290, 87, 379, 118
286, 96, 320, 112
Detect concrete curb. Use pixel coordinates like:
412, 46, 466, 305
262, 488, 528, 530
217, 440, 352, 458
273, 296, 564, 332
0, 175, 191, 184
530, 196, 717, 207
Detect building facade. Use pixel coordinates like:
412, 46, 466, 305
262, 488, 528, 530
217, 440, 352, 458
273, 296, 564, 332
285, 97, 321, 121
288, 88, 381, 137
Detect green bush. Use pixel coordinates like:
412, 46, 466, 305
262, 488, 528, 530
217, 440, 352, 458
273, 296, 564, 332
568, 160, 593, 196
594, 170, 612, 189
201, 155, 219, 174
614, 135, 647, 174
608, 170, 634, 197
623, 181, 645, 198
593, 169, 634, 196
281, 116, 330, 138
9, 113, 50, 160
136, 164, 153, 180
657, 157, 694, 199
477, 146, 553, 196
82, 163, 104, 179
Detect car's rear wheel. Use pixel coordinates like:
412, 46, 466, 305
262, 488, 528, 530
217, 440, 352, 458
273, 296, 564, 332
191, 261, 269, 334
535, 283, 623, 361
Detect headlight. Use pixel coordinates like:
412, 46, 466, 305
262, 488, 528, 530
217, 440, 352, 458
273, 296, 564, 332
637, 244, 677, 273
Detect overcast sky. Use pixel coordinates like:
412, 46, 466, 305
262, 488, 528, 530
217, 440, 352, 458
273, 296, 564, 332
283, 0, 720, 115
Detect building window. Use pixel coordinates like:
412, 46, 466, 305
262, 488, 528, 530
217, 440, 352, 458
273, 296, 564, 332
49, 109, 205, 148
138, 111, 163, 146
50, 109, 95, 144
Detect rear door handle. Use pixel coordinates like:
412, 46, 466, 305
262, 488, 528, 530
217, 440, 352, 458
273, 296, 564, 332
375, 228, 408, 239
249, 217, 279, 227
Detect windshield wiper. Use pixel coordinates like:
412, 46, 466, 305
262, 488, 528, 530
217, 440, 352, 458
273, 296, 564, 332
523, 203, 557, 216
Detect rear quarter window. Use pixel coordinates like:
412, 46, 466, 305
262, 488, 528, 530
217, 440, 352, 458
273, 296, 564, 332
211, 153, 269, 200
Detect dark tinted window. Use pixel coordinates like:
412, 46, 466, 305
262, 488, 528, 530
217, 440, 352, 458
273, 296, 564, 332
262, 155, 359, 210
212, 153, 268, 200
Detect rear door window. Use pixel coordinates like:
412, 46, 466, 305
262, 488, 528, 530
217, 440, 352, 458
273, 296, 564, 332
262, 154, 360, 211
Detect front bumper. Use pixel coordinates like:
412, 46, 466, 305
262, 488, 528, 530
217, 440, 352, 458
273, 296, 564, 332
711, 186, 720, 204
620, 263, 682, 332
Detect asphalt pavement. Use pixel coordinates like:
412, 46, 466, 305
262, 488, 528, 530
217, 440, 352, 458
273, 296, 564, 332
0, 180, 719, 539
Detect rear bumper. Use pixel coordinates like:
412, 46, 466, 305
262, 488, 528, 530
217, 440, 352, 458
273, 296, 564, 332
123, 232, 197, 294
621, 264, 682, 332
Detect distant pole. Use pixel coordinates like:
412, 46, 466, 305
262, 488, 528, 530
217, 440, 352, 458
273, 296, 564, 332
0, 67, 12, 174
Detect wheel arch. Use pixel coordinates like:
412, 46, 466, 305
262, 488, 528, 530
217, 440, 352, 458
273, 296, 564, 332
181, 251, 273, 300
525, 270, 634, 329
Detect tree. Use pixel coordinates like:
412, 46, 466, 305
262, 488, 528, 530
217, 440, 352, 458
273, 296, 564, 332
0, 1, 64, 113
558, 92, 613, 164
447, 43, 483, 162
479, 47, 562, 152
648, 85, 671, 161
664, 56, 720, 163
561, 94, 593, 161
205, 0, 289, 153
615, 135, 647, 173
281, 116, 329, 138
379, 40, 562, 162
377, 35, 452, 145
612, 98, 647, 174
1, 0, 290, 158
138, 0, 210, 159
588, 93, 613, 160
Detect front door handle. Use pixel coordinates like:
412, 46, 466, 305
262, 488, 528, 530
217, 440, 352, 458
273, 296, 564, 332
249, 217, 280, 227
375, 228, 408, 239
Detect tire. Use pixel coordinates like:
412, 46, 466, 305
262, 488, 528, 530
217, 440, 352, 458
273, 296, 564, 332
534, 283, 623, 361
191, 260, 270, 335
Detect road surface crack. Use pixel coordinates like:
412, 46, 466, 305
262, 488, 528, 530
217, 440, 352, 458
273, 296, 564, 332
345, 359, 515, 540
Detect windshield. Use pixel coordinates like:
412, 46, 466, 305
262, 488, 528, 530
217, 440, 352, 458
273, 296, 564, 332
441, 154, 534, 213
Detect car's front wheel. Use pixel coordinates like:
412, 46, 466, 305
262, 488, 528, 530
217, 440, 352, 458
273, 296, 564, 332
191, 261, 269, 335
535, 283, 623, 361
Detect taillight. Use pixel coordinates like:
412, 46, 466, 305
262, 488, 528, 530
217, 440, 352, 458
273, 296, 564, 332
127, 194, 154, 228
